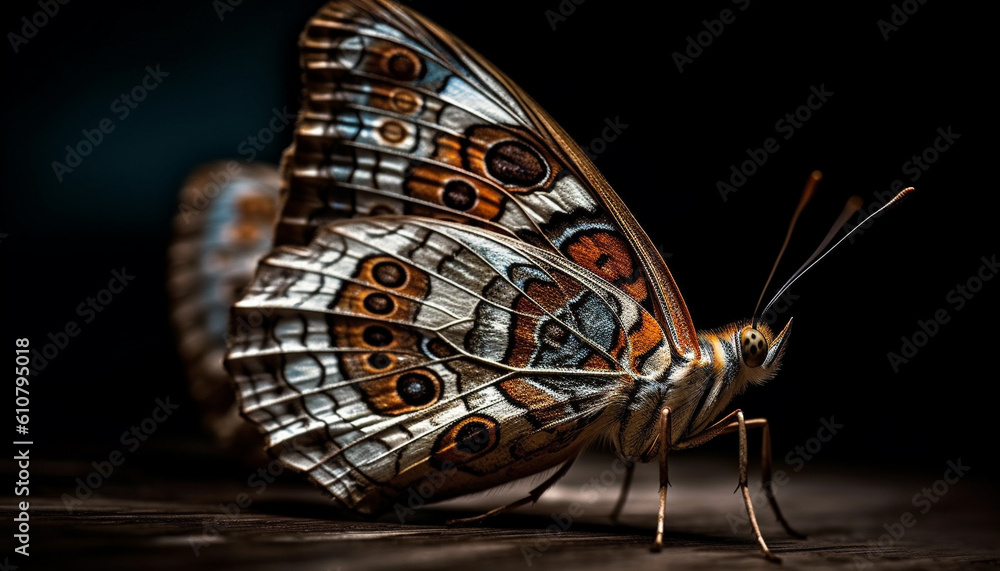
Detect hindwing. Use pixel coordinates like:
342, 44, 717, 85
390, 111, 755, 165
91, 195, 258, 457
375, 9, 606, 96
226, 218, 671, 512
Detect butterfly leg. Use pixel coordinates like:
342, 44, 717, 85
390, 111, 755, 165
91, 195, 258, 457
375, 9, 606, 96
447, 454, 579, 525
651, 406, 672, 551
679, 412, 804, 540
675, 410, 784, 562
608, 459, 635, 523
734, 411, 781, 562
755, 417, 806, 540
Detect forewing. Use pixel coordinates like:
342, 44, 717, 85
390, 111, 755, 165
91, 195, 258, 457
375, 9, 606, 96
278, 0, 699, 359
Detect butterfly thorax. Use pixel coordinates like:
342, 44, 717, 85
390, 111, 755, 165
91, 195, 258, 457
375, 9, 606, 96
612, 320, 790, 463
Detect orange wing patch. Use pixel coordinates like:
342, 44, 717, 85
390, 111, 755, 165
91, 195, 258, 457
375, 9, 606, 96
564, 231, 648, 303
499, 378, 565, 427
431, 415, 500, 469
627, 311, 664, 372
405, 167, 504, 221
356, 368, 442, 416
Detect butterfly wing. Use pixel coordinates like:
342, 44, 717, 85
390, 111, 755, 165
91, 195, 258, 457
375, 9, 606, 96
278, 0, 699, 360
168, 162, 279, 457
226, 217, 670, 513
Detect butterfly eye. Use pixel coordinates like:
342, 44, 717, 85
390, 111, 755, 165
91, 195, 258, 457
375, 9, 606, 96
740, 327, 769, 368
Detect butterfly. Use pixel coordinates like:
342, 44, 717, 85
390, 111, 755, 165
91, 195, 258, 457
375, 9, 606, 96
168, 162, 279, 460
221, 0, 910, 561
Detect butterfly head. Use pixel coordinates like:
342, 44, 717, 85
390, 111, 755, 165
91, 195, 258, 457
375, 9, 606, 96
633, 318, 793, 450
732, 318, 792, 384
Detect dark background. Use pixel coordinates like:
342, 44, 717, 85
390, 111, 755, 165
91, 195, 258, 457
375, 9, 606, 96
2, 0, 995, 490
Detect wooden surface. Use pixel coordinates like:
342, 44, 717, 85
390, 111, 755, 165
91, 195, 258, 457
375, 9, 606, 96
4, 446, 999, 570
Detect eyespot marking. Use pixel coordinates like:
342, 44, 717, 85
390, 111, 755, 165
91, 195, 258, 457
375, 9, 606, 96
363, 325, 393, 347
396, 372, 438, 407
442, 180, 477, 211
485, 141, 547, 187
363, 293, 395, 315
372, 261, 406, 288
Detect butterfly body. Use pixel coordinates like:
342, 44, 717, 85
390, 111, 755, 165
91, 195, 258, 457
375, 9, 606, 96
225, 0, 796, 554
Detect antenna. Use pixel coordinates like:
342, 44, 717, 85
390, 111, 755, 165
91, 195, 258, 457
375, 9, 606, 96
760, 187, 914, 318
751, 171, 822, 328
